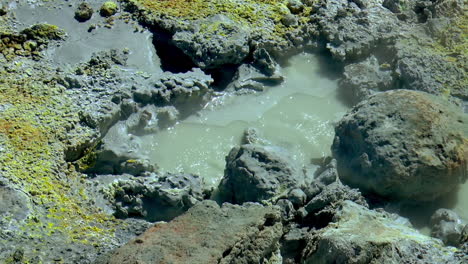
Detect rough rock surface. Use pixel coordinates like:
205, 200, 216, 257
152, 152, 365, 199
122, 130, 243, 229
82, 120, 155, 176
0, 23, 65, 60
430, 208, 466, 247
311, 0, 400, 62
218, 144, 305, 204
74, 3, 93, 22
100, 1, 118, 17
313, 0, 467, 101
332, 90, 468, 201
228, 63, 284, 92
94, 173, 206, 221
96, 200, 283, 264
302, 158, 339, 199
172, 15, 251, 69
303, 181, 368, 221
0, 185, 31, 232
339, 55, 394, 103
66, 53, 213, 169
1, 0, 467, 262
302, 200, 464, 263
133, 68, 214, 117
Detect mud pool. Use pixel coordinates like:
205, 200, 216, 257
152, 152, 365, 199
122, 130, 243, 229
15, 3, 161, 72
141, 53, 349, 185
141, 53, 468, 229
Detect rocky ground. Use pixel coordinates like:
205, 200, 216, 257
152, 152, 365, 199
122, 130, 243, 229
0, 0, 466, 263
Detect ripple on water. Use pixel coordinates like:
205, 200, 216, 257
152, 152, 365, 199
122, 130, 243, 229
141, 53, 349, 185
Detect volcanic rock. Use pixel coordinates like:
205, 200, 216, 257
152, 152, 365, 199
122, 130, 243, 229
332, 90, 467, 201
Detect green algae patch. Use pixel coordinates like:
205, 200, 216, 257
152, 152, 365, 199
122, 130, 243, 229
126, 0, 312, 38
0, 23, 65, 61
101, 1, 119, 17
0, 62, 118, 251
426, 12, 468, 98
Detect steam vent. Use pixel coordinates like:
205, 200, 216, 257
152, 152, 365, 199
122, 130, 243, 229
0, 0, 467, 263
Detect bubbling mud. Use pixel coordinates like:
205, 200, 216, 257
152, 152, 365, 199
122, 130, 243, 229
141, 53, 349, 185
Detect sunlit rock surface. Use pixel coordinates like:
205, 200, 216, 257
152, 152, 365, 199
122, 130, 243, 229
333, 90, 468, 201
218, 144, 305, 204
303, 200, 464, 263
96, 200, 283, 264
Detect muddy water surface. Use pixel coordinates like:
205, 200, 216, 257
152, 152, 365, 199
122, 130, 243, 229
141, 53, 349, 185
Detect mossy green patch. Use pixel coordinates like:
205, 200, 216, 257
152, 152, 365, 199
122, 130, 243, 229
427, 12, 468, 96
0, 60, 118, 251
101, 1, 119, 17
126, 0, 312, 39
0, 23, 65, 61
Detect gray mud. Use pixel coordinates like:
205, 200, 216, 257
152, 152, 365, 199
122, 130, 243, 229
15, 3, 161, 73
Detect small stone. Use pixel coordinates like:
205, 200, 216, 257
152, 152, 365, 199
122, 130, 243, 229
0, 5, 7, 16
88, 24, 97, 32
281, 14, 298, 27
23, 40, 37, 51
430, 209, 465, 247
74, 3, 93, 22
287, 0, 304, 14
100, 1, 118, 17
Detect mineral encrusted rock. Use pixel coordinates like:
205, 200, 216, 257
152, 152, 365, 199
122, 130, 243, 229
133, 68, 214, 117
332, 90, 468, 201
218, 144, 305, 204
100, 1, 118, 17
302, 200, 464, 263
315, 0, 467, 101
100, 173, 206, 221
339, 55, 394, 103
96, 200, 282, 263
1, 0, 467, 262
303, 181, 368, 217
0, 185, 31, 230
0, 23, 65, 60
74, 3, 93, 22
430, 208, 466, 247
172, 15, 250, 69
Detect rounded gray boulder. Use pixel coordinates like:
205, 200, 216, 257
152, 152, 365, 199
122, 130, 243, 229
332, 90, 467, 201
430, 208, 466, 247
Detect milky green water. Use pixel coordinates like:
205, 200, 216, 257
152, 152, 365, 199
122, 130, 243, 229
141, 53, 349, 185
141, 52, 468, 228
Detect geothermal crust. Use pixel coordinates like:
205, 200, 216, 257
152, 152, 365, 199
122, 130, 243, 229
0, 0, 467, 263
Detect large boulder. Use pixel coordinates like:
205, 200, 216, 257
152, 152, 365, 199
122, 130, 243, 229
302, 200, 464, 263
96, 200, 283, 264
332, 90, 467, 201
218, 144, 305, 204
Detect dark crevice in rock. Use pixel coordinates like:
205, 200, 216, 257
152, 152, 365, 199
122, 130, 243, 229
205, 64, 239, 90
152, 31, 196, 73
